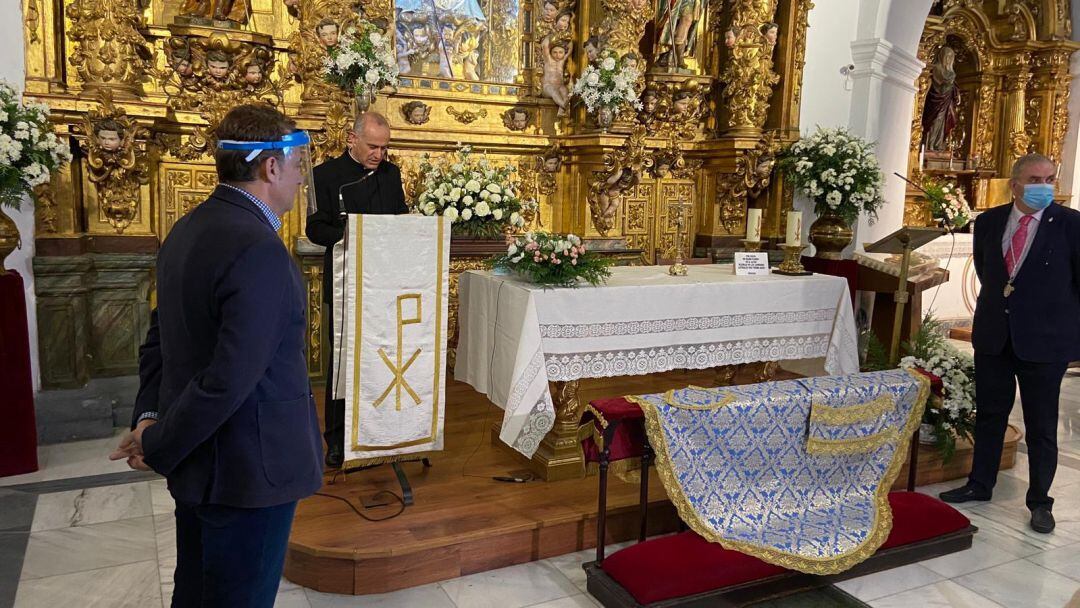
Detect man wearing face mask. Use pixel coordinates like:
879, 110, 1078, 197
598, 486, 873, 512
306, 111, 408, 468
940, 153, 1080, 534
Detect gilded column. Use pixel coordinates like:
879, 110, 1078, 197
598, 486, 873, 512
1001, 54, 1033, 174
718, 0, 780, 137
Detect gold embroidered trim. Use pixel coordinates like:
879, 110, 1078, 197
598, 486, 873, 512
805, 429, 898, 456
631, 369, 930, 575
809, 394, 895, 426
661, 388, 738, 410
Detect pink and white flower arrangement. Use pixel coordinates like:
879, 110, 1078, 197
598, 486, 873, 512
489, 232, 612, 287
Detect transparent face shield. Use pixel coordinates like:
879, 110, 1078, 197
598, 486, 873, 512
217, 130, 317, 216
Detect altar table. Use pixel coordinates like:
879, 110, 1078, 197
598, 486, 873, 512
454, 265, 859, 480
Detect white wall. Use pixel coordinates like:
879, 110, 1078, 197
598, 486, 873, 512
1, 1, 39, 391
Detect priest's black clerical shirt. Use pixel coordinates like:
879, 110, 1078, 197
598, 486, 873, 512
306, 151, 408, 305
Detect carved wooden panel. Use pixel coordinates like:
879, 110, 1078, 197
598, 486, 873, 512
159, 163, 218, 240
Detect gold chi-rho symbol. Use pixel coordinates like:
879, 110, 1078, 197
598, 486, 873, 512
374, 294, 423, 410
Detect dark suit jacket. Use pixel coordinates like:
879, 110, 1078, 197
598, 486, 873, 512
305, 154, 408, 305
135, 185, 323, 508
971, 201, 1080, 363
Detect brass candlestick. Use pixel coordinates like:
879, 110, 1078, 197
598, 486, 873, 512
774, 243, 810, 275
667, 200, 692, 277
741, 239, 763, 252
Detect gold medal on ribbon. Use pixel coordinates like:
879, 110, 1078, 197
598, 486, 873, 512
1004, 282, 1014, 297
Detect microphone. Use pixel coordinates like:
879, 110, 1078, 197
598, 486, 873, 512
337, 169, 375, 214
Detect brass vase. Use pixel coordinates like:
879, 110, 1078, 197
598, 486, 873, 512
0, 206, 20, 274
808, 211, 853, 260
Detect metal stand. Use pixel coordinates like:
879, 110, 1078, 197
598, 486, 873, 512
335, 457, 432, 508
773, 244, 810, 275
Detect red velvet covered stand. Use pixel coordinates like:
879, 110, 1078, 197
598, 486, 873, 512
0, 270, 39, 477
581, 396, 977, 608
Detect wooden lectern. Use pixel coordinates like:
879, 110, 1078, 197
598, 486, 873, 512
863, 226, 945, 492
860, 227, 947, 364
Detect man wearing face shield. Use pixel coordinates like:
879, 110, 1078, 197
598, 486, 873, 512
306, 111, 408, 468
112, 104, 323, 607
940, 153, 1080, 536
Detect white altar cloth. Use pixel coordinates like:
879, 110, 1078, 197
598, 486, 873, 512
454, 265, 859, 457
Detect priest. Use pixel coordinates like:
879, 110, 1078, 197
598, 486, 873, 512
306, 111, 408, 468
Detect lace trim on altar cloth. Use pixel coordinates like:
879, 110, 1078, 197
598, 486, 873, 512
539, 308, 835, 339
543, 335, 831, 382
503, 346, 555, 456
510, 395, 555, 455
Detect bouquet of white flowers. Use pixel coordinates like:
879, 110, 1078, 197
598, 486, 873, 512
779, 127, 884, 226
0, 82, 71, 209
899, 315, 976, 462
416, 145, 531, 238
922, 177, 972, 230
322, 21, 398, 101
488, 232, 612, 287
571, 51, 641, 126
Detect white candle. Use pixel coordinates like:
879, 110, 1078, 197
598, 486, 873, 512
919, 144, 925, 171
745, 209, 762, 241
786, 211, 802, 246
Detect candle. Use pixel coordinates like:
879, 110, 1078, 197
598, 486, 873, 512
745, 209, 762, 241
786, 211, 802, 246
919, 144, 925, 171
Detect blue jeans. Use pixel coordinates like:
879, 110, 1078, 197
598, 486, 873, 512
171, 500, 297, 608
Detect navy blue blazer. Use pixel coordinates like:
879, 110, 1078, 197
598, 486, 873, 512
136, 185, 323, 508
971, 201, 1080, 363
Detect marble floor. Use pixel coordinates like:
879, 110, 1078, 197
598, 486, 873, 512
2, 368, 1080, 608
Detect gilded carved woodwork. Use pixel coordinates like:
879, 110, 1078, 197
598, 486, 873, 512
588, 125, 653, 236
911, 4, 1078, 209
716, 132, 781, 234
77, 91, 151, 234
717, 0, 780, 135
286, 0, 366, 111
66, 0, 152, 95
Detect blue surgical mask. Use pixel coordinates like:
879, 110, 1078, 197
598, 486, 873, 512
1022, 183, 1055, 211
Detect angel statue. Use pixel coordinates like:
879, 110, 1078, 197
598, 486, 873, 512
655, 0, 702, 69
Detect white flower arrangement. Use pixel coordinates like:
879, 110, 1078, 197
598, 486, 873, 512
779, 127, 885, 226
571, 50, 641, 115
922, 177, 972, 229
898, 315, 976, 461
416, 145, 532, 238
0, 81, 71, 209
322, 21, 398, 98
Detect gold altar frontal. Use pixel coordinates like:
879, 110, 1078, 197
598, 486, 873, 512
286, 365, 793, 594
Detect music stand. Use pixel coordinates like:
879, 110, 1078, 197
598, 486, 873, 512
863, 226, 945, 365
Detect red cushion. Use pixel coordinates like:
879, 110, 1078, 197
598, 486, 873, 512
881, 491, 971, 549
601, 492, 970, 605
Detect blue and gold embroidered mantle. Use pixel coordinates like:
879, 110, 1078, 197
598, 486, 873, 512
630, 369, 929, 575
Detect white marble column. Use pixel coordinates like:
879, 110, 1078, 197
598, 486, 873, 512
848, 37, 925, 249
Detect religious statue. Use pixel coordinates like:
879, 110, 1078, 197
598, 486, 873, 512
723, 26, 738, 49
317, 19, 340, 49
205, 50, 232, 83
502, 107, 532, 131
395, 0, 488, 79
82, 92, 149, 234
584, 36, 601, 64
761, 22, 778, 53
541, 36, 571, 112
588, 126, 651, 235
177, 0, 251, 25
592, 167, 638, 233
921, 46, 962, 153
95, 119, 124, 152
655, 0, 702, 69
402, 101, 431, 125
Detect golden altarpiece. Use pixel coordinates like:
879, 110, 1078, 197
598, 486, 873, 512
906, 0, 1079, 226
22, 0, 814, 470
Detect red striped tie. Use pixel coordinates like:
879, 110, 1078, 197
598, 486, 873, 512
1005, 214, 1034, 276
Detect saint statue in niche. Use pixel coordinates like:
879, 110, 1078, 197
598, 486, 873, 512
921, 46, 962, 153
396, 0, 488, 80
655, 0, 702, 69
